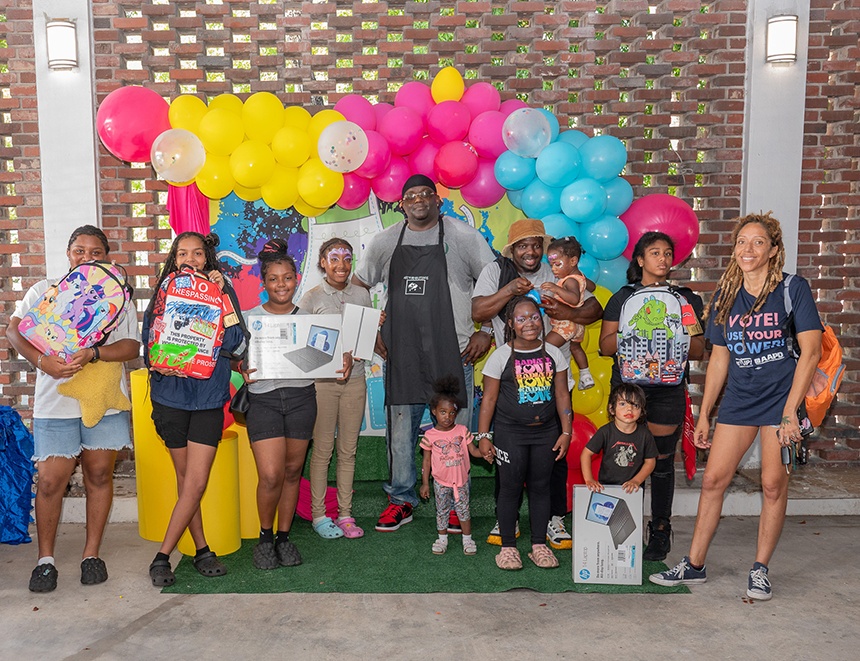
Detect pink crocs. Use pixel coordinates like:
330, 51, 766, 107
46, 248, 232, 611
336, 517, 364, 539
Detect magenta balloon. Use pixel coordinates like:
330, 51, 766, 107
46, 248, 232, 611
460, 158, 506, 208
338, 172, 372, 210
434, 141, 479, 188
468, 111, 506, 159
353, 130, 391, 179
620, 193, 700, 265
374, 102, 394, 126
97, 86, 170, 162
460, 83, 501, 119
499, 99, 529, 117
394, 82, 435, 127
371, 155, 411, 203
378, 107, 424, 156
408, 137, 442, 182
334, 95, 377, 132
426, 101, 471, 144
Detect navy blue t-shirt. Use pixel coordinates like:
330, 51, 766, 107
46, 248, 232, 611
705, 273, 822, 426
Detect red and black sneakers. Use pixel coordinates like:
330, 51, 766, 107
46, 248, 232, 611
375, 502, 414, 531
447, 511, 462, 534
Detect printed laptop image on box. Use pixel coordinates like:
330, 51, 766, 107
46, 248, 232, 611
284, 325, 339, 372
586, 491, 637, 549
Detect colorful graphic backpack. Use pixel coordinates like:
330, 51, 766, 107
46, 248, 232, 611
616, 283, 701, 387
19, 262, 132, 359
147, 266, 240, 379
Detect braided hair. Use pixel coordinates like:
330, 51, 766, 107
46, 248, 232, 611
146, 232, 221, 316
705, 212, 785, 328
502, 295, 550, 390
258, 238, 297, 279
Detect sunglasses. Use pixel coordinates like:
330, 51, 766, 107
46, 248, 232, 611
402, 190, 436, 202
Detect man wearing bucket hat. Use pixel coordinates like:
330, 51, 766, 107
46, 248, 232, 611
472, 218, 604, 550
354, 174, 495, 533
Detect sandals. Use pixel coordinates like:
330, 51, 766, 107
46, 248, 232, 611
313, 517, 345, 539
528, 544, 559, 569
81, 557, 108, 585
495, 547, 522, 570
252, 542, 279, 570
149, 559, 175, 587
336, 517, 364, 539
432, 538, 448, 555
192, 551, 228, 577
463, 538, 477, 556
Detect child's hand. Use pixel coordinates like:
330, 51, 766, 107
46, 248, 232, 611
378, 310, 386, 325
207, 270, 226, 288
241, 366, 258, 384
585, 478, 603, 493
41, 353, 81, 379
478, 437, 496, 463
540, 282, 561, 296
419, 484, 430, 500
622, 480, 640, 494
336, 351, 354, 381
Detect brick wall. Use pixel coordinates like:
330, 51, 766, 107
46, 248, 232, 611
1, 0, 858, 464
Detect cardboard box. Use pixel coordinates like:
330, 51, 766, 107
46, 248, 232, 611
572, 485, 643, 585
247, 313, 344, 379
341, 303, 381, 361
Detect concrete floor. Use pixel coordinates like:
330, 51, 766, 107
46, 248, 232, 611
1, 516, 859, 660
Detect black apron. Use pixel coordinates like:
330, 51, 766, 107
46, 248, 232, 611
382, 219, 467, 407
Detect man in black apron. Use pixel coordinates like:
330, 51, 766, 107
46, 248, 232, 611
353, 175, 494, 532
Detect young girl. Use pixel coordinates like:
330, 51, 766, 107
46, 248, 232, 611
298, 239, 375, 540
581, 384, 657, 494
239, 239, 353, 570
418, 376, 483, 556
477, 296, 572, 570
540, 236, 594, 390
8, 225, 140, 593
143, 232, 246, 588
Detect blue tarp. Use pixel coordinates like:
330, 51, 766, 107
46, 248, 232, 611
0, 405, 35, 545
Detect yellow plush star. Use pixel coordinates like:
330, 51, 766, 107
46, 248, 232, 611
57, 360, 131, 428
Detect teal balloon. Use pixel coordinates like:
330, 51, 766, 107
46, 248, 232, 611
541, 213, 579, 241
537, 109, 560, 142
506, 188, 524, 209
535, 142, 581, 188
494, 150, 536, 190
596, 255, 630, 293
579, 135, 627, 182
578, 251, 599, 281
558, 129, 589, 149
522, 179, 561, 219
581, 214, 628, 260
604, 177, 634, 216
560, 178, 606, 223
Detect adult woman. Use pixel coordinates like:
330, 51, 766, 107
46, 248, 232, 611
650, 213, 822, 600
599, 232, 705, 561
7, 225, 140, 592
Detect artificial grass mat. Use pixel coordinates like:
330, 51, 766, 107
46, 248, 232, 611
162, 480, 688, 595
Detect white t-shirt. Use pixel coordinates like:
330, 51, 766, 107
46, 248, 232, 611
481, 343, 568, 380
13, 279, 141, 419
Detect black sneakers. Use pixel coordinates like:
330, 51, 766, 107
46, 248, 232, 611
80, 557, 108, 585
643, 521, 672, 562
375, 502, 413, 532
29, 563, 58, 593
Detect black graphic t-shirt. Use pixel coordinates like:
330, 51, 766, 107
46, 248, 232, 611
586, 423, 657, 485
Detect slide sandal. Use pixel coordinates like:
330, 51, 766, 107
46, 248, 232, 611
313, 517, 345, 539
192, 551, 227, 577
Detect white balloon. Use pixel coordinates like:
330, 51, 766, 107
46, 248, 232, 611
150, 129, 206, 184
501, 108, 552, 158
317, 121, 369, 173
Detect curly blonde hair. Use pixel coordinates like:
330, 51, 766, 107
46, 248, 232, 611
704, 212, 785, 328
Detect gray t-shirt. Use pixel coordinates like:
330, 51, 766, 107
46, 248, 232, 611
243, 304, 314, 392
354, 217, 494, 351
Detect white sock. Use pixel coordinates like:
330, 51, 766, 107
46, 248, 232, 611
438, 533, 448, 543
579, 367, 592, 376
312, 517, 326, 525
38, 556, 54, 566
83, 556, 97, 561
462, 534, 473, 544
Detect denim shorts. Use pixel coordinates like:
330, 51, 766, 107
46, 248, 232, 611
151, 401, 224, 449
32, 412, 131, 461
247, 385, 317, 443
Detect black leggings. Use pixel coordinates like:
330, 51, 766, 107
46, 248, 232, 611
651, 428, 681, 525
495, 429, 557, 547
494, 452, 568, 518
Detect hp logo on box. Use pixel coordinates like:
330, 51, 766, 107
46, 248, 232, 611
579, 569, 590, 580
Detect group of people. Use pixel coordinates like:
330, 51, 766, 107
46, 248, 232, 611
9, 171, 823, 600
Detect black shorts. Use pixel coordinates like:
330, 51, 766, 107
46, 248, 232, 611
151, 402, 224, 449
642, 385, 686, 426
247, 385, 317, 443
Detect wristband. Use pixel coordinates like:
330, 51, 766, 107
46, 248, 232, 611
37, 354, 44, 371
90, 346, 100, 362
475, 432, 493, 441
560, 431, 571, 436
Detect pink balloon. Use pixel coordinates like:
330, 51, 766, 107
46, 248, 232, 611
334, 95, 377, 132
620, 193, 700, 265
338, 172, 372, 210
434, 141, 478, 189
426, 101, 471, 144
97, 86, 171, 162
374, 102, 394, 126
460, 83, 501, 120
499, 98, 529, 117
394, 82, 434, 127
408, 137, 442, 182
354, 130, 391, 179
460, 158, 505, 208
378, 107, 424, 156
371, 156, 411, 203
468, 111, 506, 159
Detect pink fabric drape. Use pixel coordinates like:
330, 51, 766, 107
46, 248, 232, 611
166, 182, 210, 235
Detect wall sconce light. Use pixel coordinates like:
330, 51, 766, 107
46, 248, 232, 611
766, 15, 798, 64
46, 17, 78, 70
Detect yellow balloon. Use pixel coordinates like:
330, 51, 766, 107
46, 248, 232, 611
230, 140, 276, 188
572, 379, 605, 416
169, 95, 208, 133
431, 66, 465, 103
198, 108, 245, 156
590, 354, 614, 388
195, 154, 234, 199
208, 93, 244, 116
306, 109, 345, 144
261, 166, 299, 210
581, 320, 602, 354
298, 158, 344, 208
587, 407, 610, 428
233, 183, 262, 201
242, 92, 285, 144
271, 127, 312, 168
293, 196, 329, 217
592, 285, 613, 309
284, 106, 312, 131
